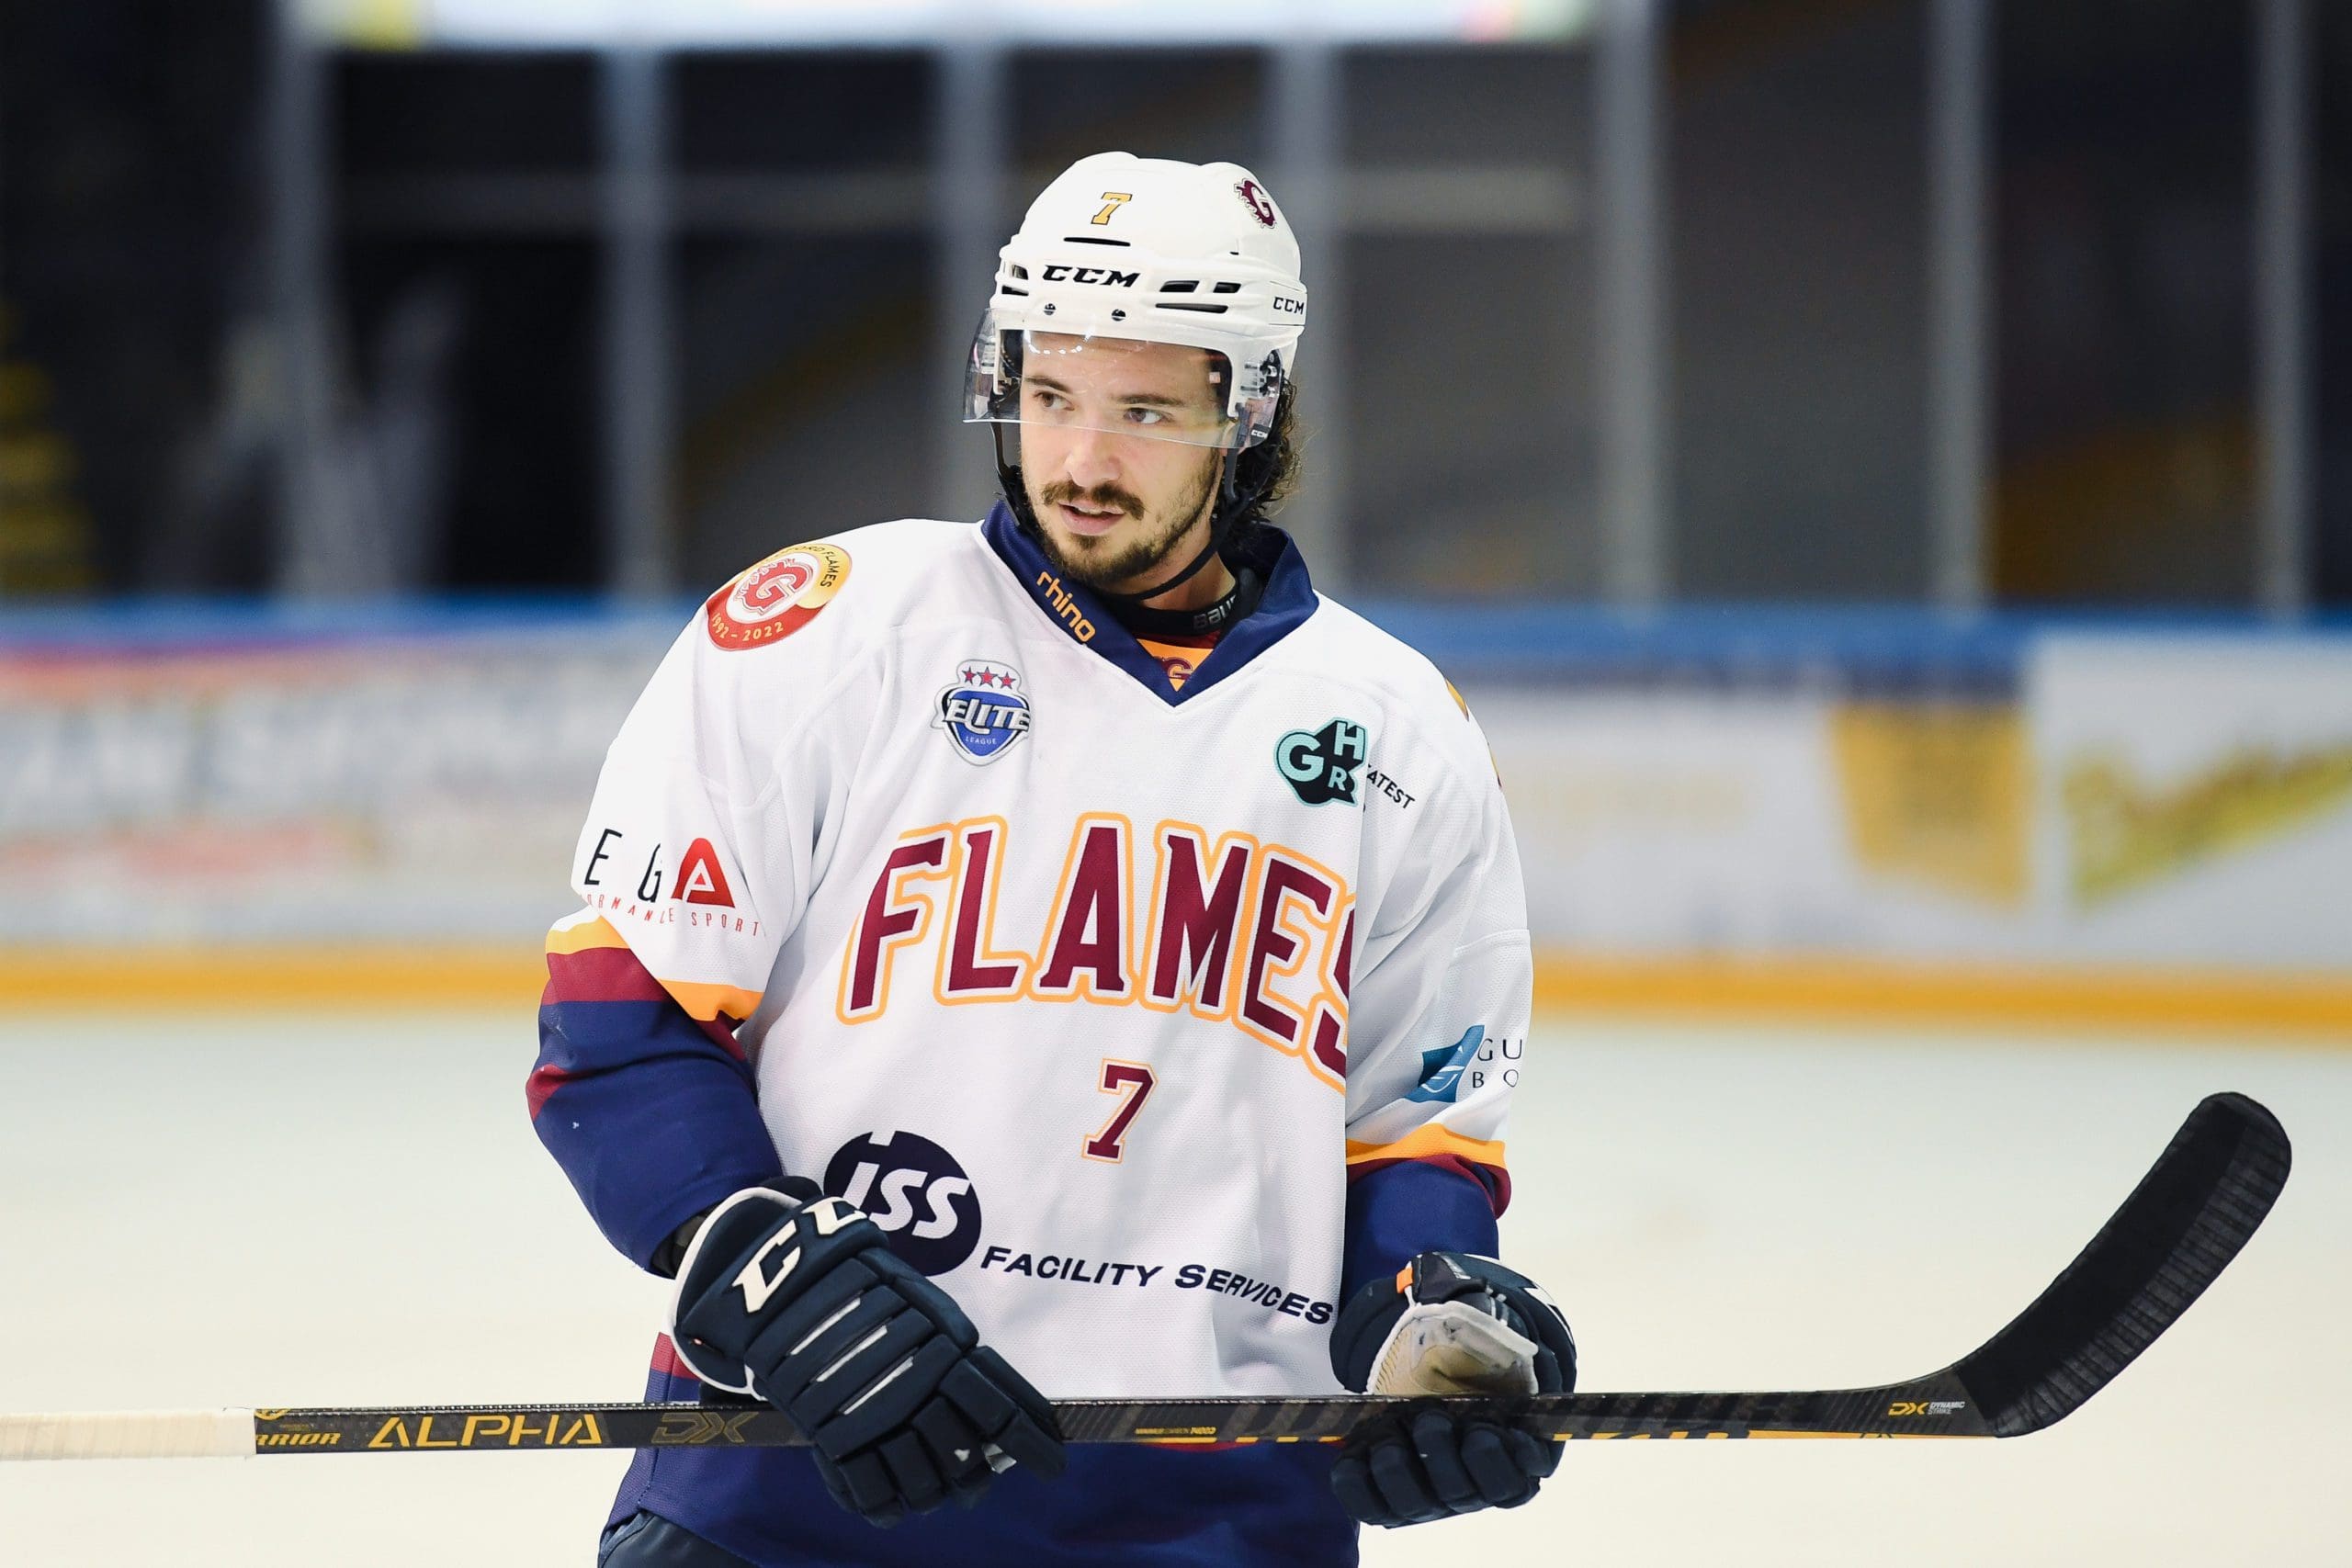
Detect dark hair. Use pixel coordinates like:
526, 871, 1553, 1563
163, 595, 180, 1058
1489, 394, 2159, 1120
1230, 380, 1303, 526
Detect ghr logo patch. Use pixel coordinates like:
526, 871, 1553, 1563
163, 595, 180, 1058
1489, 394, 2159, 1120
1275, 717, 1370, 806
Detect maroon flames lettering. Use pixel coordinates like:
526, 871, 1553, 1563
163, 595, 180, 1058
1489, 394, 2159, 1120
835, 814, 1350, 1088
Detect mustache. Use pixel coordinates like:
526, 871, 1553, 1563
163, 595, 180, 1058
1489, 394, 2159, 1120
1038, 480, 1143, 518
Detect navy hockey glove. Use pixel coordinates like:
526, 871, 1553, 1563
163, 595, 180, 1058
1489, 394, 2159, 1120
1327, 1251, 1577, 1529
667, 1181, 1066, 1528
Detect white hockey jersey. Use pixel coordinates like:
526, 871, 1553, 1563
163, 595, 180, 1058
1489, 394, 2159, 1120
550, 507, 1531, 1403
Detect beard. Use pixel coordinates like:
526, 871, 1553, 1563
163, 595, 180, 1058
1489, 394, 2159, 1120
1027, 456, 1219, 594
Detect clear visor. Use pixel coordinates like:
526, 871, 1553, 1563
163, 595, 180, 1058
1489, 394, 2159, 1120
965, 317, 1282, 451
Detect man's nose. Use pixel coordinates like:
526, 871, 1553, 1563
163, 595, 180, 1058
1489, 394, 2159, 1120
1061, 426, 1123, 491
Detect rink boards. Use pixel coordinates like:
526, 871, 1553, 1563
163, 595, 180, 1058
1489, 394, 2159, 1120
3, 603, 2350, 1031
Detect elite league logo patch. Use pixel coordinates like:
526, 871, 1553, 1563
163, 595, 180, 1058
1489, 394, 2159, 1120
936, 659, 1033, 765
704, 541, 851, 651
1276, 716, 1370, 805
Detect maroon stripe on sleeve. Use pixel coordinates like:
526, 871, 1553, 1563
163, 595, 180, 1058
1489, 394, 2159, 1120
650, 1333, 703, 1383
543, 944, 673, 1006
525, 1064, 578, 1121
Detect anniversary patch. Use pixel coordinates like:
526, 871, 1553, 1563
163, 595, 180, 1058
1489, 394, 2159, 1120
705, 541, 852, 651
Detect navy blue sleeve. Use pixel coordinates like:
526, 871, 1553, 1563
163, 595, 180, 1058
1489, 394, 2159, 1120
529, 922, 785, 1269
1339, 1159, 1503, 1309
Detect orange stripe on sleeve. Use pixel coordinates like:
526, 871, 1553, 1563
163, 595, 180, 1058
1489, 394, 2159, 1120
546, 914, 763, 1022
1344, 1123, 1507, 1169
662, 978, 765, 1024
546, 915, 630, 956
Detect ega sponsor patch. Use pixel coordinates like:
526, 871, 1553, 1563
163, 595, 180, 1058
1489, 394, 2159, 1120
704, 541, 851, 651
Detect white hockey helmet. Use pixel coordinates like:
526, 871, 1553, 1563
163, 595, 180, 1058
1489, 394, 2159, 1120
966, 151, 1307, 452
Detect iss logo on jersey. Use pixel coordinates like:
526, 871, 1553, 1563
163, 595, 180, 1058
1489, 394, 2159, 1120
704, 541, 851, 651
935, 659, 1033, 765
823, 1132, 983, 1275
1275, 716, 1370, 806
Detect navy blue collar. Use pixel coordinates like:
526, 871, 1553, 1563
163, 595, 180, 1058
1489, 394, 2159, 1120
979, 502, 1319, 705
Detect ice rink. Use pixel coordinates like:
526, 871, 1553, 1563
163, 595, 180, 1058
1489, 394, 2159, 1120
1, 1008, 2342, 1566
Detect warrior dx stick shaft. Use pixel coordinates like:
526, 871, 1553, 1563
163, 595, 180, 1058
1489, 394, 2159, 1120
0, 1093, 2289, 1460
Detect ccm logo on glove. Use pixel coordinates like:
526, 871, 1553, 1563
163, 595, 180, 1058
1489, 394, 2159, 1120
731, 1195, 855, 1313
666, 1181, 1065, 1529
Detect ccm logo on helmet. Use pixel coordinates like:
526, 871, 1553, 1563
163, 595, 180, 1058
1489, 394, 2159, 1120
1273, 295, 1306, 316
1040, 264, 1140, 288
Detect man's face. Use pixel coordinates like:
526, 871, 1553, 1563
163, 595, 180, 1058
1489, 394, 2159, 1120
1015, 334, 1228, 594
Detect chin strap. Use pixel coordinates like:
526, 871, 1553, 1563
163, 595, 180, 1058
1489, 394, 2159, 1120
991, 425, 1277, 613
1115, 563, 1263, 639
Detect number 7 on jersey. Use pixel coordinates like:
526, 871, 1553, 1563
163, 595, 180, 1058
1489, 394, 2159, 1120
1084, 1061, 1156, 1162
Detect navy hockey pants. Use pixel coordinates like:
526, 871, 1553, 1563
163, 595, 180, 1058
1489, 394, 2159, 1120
600, 1511, 754, 1567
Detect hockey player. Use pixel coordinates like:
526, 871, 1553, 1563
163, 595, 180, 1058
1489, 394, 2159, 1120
531, 151, 1576, 1567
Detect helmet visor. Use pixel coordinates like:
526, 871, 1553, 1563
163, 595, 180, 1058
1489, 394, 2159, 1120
965, 318, 1281, 451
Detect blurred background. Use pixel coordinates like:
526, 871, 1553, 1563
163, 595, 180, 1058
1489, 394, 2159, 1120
2, 2, 2347, 1564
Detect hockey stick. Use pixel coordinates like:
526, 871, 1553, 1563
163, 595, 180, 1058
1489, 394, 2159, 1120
0, 1091, 2288, 1461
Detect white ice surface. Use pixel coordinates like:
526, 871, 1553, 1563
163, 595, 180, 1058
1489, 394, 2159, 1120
0, 1010, 2342, 1566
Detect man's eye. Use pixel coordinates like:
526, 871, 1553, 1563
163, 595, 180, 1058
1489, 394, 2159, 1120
1125, 408, 1167, 425
1028, 389, 1067, 412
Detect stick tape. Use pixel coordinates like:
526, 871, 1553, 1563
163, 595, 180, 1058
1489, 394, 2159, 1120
0, 1409, 255, 1461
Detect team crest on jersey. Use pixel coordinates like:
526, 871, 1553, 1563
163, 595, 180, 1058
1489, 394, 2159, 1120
935, 659, 1033, 765
704, 541, 851, 651
1275, 716, 1370, 806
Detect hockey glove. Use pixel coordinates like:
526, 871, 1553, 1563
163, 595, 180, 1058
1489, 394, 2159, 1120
667, 1181, 1066, 1528
1327, 1251, 1577, 1528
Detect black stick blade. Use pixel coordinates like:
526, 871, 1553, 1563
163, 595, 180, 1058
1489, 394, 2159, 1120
1952, 1091, 2290, 1437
